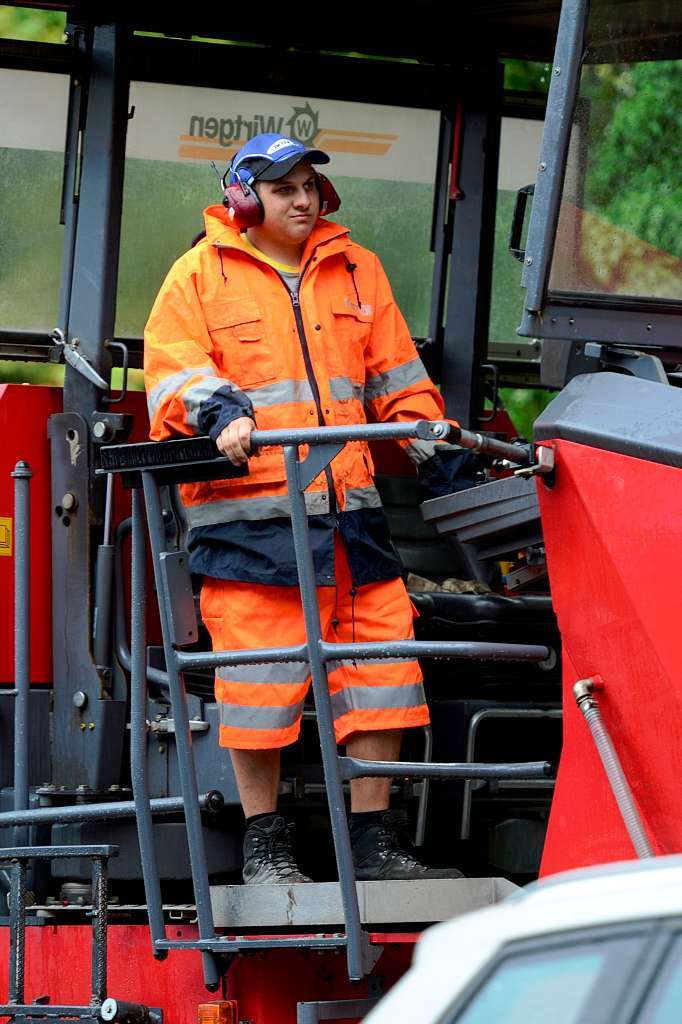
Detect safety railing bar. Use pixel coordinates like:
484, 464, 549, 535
155, 935, 348, 952
177, 639, 549, 673
90, 857, 108, 1004
99, 421, 453, 478
339, 758, 553, 781
415, 726, 433, 847
0, 796, 218, 829
130, 488, 168, 958
250, 421, 450, 448
461, 706, 562, 839
320, 640, 550, 663
0, 846, 118, 861
0, 1007, 103, 1018
176, 643, 309, 672
283, 443, 368, 982
12, 460, 32, 851
141, 471, 220, 992
8, 859, 27, 1004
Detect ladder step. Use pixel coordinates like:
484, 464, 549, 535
210, 877, 517, 929
156, 934, 348, 952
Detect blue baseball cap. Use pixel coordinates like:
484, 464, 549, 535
228, 133, 330, 186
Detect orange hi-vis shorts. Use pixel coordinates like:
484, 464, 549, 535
200, 537, 429, 750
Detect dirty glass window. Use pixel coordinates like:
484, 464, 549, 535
0, 69, 68, 331
117, 80, 439, 338
489, 115, 543, 347
548, 0, 682, 303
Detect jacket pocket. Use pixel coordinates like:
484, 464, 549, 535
328, 297, 373, 381
204, 297, 276, 387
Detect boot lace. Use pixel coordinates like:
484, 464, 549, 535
252, 824, 300, 874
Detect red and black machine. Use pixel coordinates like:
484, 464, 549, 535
1, 0, 680, 1021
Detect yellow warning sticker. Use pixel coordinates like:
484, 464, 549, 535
0, 517, 12, 557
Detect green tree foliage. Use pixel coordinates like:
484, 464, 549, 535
582, 60, 682, 259
502, 60, 551, 94
0, 5, 65, 43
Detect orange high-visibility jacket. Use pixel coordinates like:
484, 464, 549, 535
144, 206, 454, 586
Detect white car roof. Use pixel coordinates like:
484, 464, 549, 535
364, 855, 682, 1024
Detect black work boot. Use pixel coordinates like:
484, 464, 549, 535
350, 810, 464, 881
242, 814, 313, 884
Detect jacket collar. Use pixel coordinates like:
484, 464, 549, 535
203, 204, 352, 264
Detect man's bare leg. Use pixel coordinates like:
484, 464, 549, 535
346, 729, 402, 812
230, 748, 280, 817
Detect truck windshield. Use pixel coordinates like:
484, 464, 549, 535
548, 0, 681, 305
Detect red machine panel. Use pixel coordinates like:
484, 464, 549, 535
538, 439, 681, 875
0, 384, 151, 687
0, 385, 62, 684
0, 925, 413, 1024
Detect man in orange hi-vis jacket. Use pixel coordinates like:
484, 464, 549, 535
144, 132, 474, 884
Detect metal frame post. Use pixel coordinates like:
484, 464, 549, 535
129, 488, 168, 958
283, 445, 367, 981
8, 860, 27, 1005
90, 856, 108, 1005
50, 19, 131, 792
141, 472, 220, 991
12, 461, 31, 849
440, 65, 503, 427
519, 0, 588, 322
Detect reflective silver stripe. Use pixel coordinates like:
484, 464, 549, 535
219, 700, 305, 730
344, 485, 382, 512
216, 661, 309, 685
185, 489, 330, 527
329, 376, 360, 402
147, 364, 214, 420
328, 657, 415, 675
247, 378, 314, 408
406, 438, 439, 465
331, 682, 426, 720
364, 357, 429, 401
184, 376, 240, 429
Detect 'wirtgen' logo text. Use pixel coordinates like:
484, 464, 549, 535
188, 102, 320, 147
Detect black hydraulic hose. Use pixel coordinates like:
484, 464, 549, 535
574, 679, 653, 859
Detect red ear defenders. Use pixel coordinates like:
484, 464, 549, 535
222, 171, 341, 230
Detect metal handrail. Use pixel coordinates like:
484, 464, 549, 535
116, 421, 552, 987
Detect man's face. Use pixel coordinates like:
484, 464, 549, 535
255, 161, 320, 247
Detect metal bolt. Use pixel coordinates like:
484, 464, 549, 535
88, 722, 95, 730
72, 690, 88, 709
80, 723, 87, 731
61, 492, 78, 512
525, 256, 533, 265
92, 419, 113, 442
553, 66, 561, 75
158, 744, 166, 754
539, 161, 547, 171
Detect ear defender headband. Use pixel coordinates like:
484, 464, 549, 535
221, 162, 341, 231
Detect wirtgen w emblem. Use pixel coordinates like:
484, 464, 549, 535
285, 103, 319, 145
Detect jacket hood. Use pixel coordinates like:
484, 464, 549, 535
202, 204, 351, 259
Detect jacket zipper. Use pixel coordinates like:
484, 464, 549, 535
289, 280, 338, 518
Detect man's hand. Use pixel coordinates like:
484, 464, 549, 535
215, 416, 257, 466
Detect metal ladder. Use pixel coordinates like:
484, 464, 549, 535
103, 420, 552, 988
